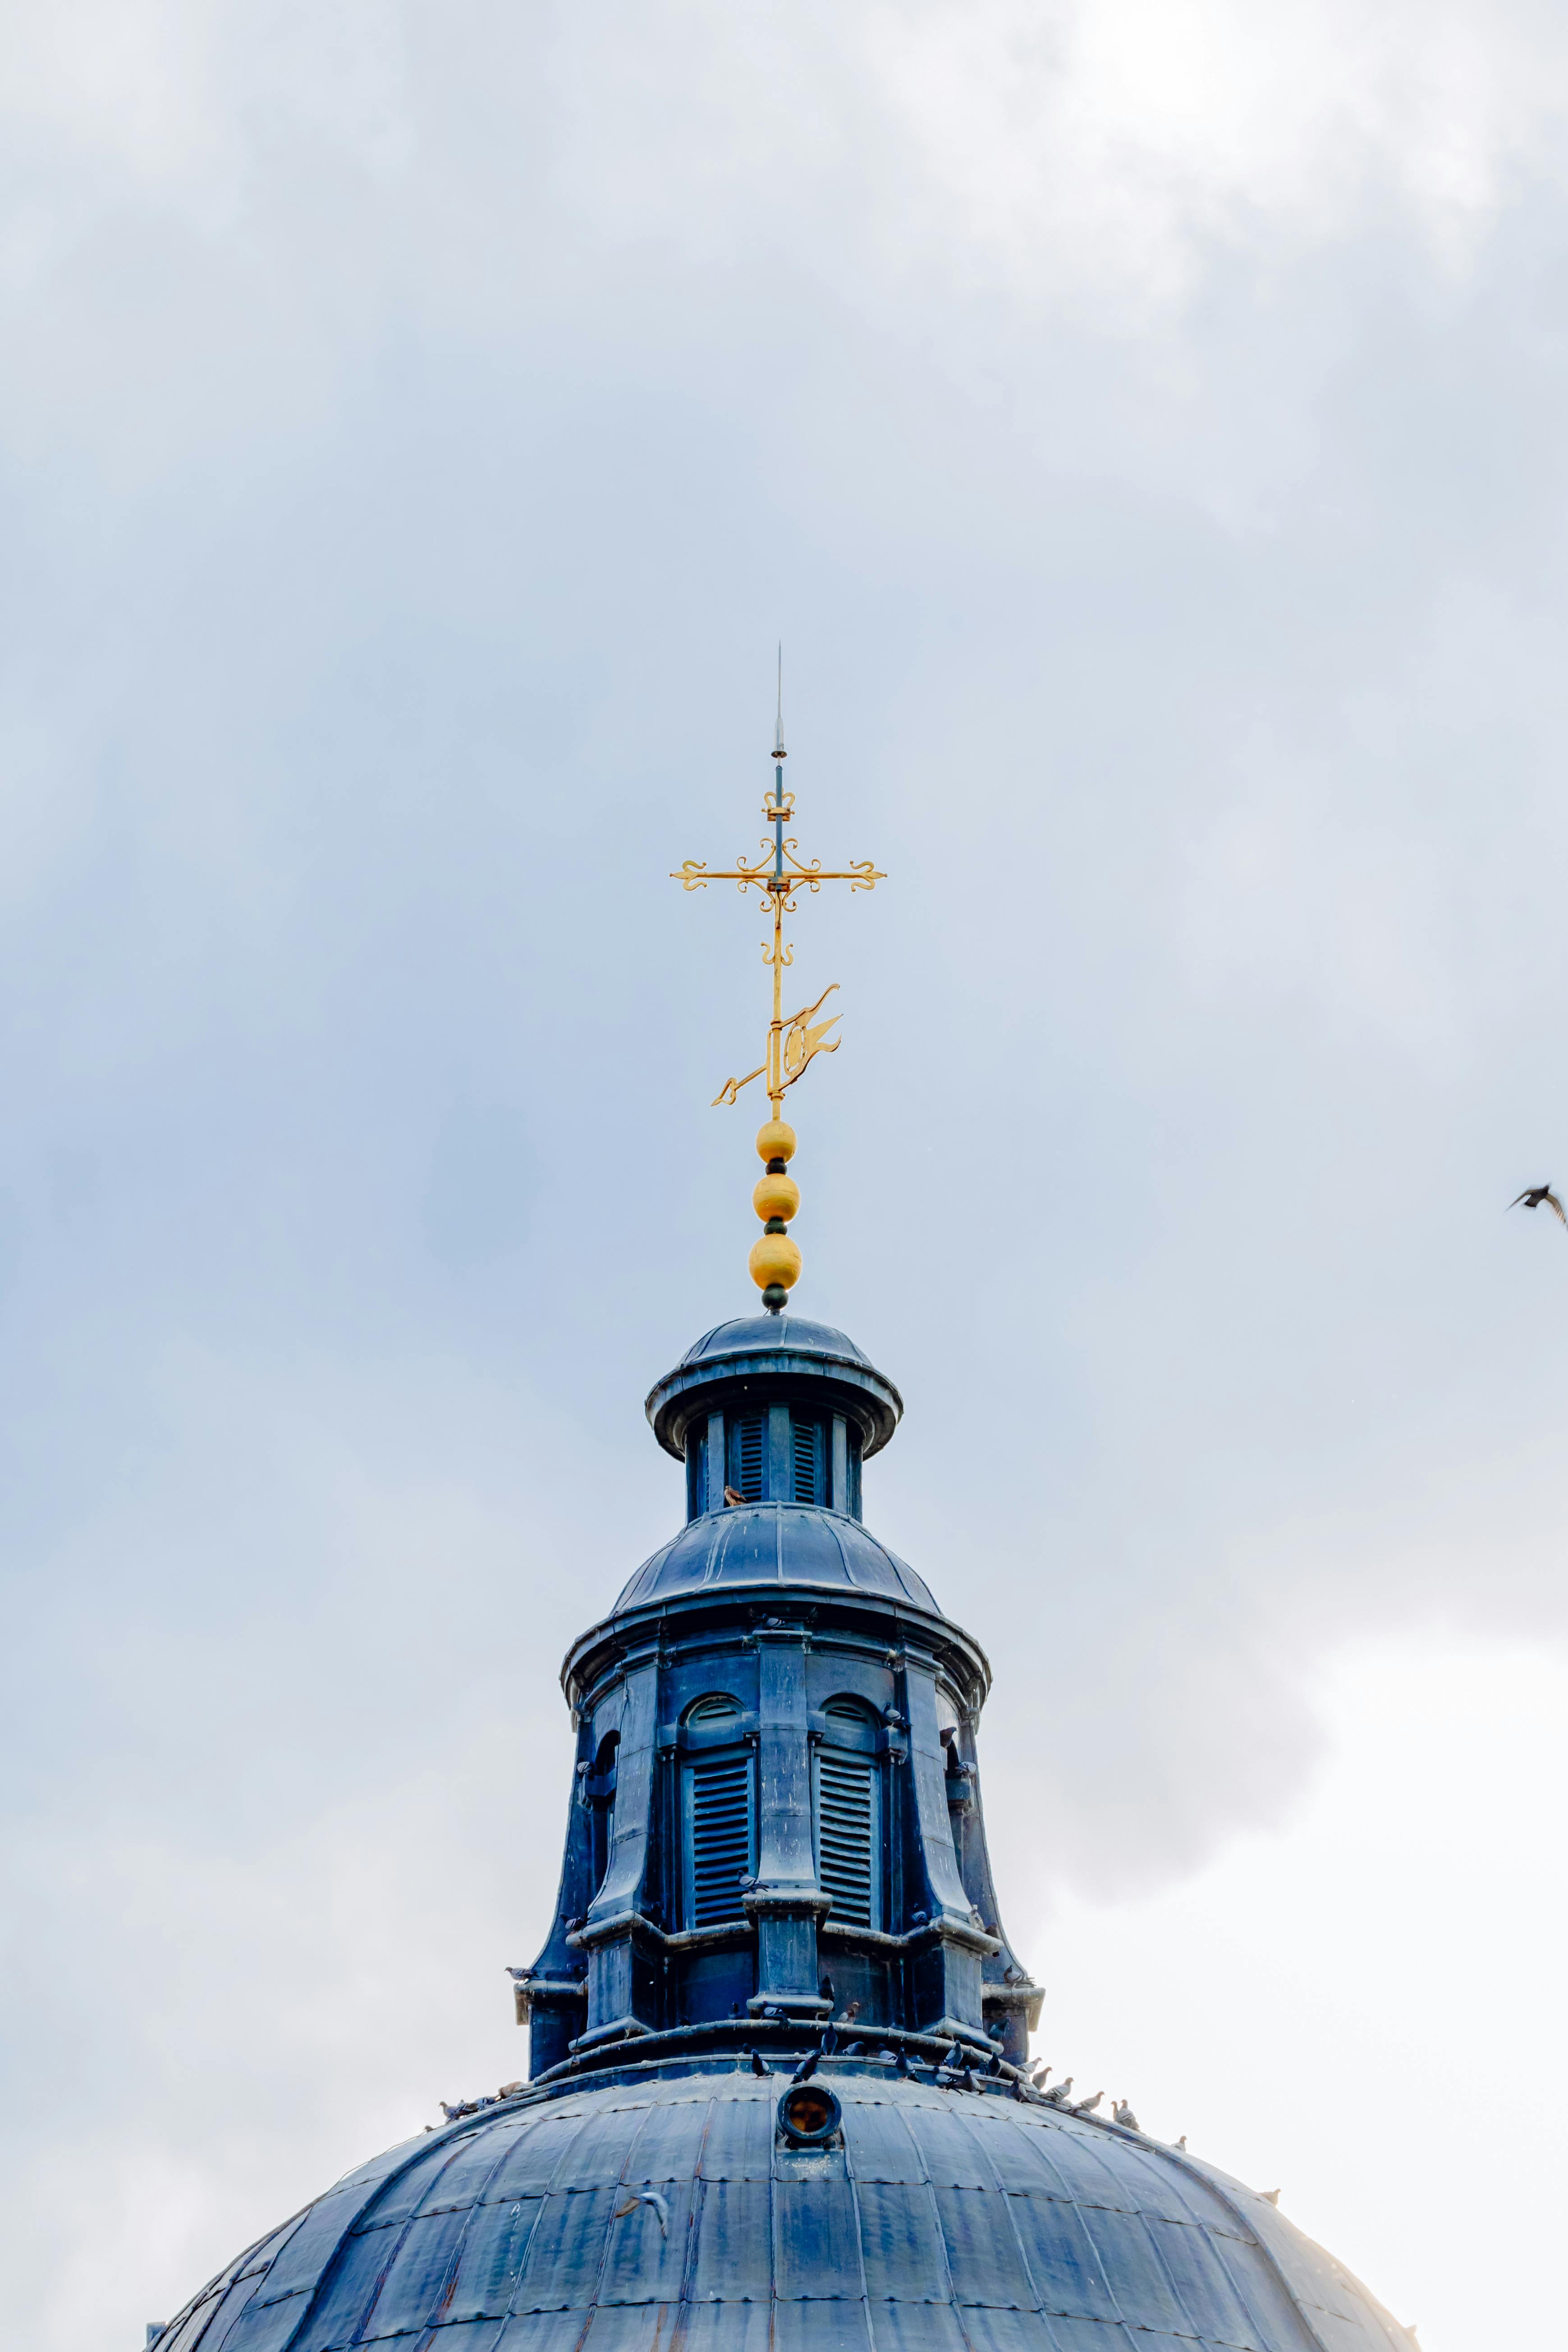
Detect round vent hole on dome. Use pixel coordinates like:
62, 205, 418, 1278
777, 2081, 842, 2146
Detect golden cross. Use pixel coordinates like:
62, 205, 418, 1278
671, 692, 885, 1122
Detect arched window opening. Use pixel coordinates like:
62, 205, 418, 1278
680, 1695, 755, 1928
587, 1731, 619, 1897
815, 1697, 881, 1931
824, 1695, 876, 1727
685, 1693, 743, 1725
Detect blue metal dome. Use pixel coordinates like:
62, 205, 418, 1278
612, 1499, 940, 1616
145, 1304, 1417, 2352
150, 2058, 1413, 2352
679, 1313, 876, 1368
646, 1314, 903, 1462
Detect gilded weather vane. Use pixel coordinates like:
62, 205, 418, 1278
672, 655, 885, 1312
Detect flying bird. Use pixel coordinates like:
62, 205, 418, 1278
1509, 1185, 1568, 1227
1112, 2100, 1140, 2131
793, 2050, 820, 2084
614, 2191, 669, 2239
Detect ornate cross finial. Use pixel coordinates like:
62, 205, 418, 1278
672, 666, 885, 1311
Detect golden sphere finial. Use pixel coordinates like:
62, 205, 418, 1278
752, 1121, 800, 1310
749, 1231, 802, 1295
753, 1171, 800, 1223
755, 1119, 796, 1164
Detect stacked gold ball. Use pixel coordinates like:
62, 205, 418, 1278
748, 1119, 801, 1311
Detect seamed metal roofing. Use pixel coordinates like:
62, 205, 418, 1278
611, 1503, 939, 1618
149, 2064, 1415, 2352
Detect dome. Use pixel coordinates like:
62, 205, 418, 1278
611, 1499, 941, 1617
646, 1316, 903, 1461
680, 1314, 876, 1369
151, 2059, 1412, 2352
144, 1282, 1416, 2352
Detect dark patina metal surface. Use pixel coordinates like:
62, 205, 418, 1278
147, 1317, 1415, 2352
148, 2058, 1414, 2352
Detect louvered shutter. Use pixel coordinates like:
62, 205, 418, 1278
813, 1747, 880, 1929
729, 1414, 765, 1500
683, 1750, 755, 1927
791, 1415, 823, 1504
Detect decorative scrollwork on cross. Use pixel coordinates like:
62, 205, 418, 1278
669, 660, 885, 1310
673, 793, 883, 1119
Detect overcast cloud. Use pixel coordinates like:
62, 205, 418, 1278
3, 4, 1567, 2346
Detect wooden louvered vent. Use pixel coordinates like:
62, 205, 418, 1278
729, 1414, 765, 1500
683, 1751, 755, 1927
814, 1744, 879, 1930
791, 1415, 823, 1504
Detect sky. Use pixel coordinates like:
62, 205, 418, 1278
3, 1, 1568, 2345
